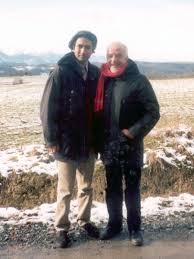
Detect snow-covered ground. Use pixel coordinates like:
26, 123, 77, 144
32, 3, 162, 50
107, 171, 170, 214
0, 144, 56, 178
0, 193, 194, 228
0, 124, 193, 178
0, 124, 194, 228
145, 124, 194, 168
0, 123, 194, 227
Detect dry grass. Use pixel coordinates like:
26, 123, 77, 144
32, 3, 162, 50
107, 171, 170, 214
0, 75, 46, 149
151, 78, 194, 130
0, 76, 194, 150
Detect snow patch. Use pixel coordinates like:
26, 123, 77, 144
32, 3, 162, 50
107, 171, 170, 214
0, 193, 193, 227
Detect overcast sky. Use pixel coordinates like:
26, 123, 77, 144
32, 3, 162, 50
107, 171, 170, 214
1, 0, 194, 61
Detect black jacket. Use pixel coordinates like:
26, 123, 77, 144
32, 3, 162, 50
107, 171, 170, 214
97, 59, 160, 168
40, 52, 99, 161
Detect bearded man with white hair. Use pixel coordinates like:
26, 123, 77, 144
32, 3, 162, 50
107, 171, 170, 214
94, 42, 160, 246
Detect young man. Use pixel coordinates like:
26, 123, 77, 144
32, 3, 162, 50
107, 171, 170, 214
95, 42, 160, 246
40, 31, 99, 248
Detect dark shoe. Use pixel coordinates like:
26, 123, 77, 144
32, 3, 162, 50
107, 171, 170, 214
56, 230, 71, 248
82, 223, 100, 239
130, 230, 143, 246
100, 225, 122, 240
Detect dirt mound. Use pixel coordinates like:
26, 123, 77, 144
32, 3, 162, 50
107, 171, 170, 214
0, 160, 194, 209
0, 163, 106, 209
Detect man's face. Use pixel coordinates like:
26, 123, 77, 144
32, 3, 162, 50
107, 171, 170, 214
107, 46, 127, 71
73, 37, 94, 64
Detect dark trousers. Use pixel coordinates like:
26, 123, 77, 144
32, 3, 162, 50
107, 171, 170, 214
105, 163, 141, 232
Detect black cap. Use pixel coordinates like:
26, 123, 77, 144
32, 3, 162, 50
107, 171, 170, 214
68, 30, 97, 50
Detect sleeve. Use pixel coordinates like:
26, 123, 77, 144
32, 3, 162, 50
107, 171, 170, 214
40, 65, 62, 147
129, 75, 160, 139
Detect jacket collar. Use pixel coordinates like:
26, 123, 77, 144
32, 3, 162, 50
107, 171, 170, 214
120, 59, 140, 80
58, 52, 96, 80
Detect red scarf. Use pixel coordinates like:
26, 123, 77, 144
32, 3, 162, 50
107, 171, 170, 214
94, 62, 128, 112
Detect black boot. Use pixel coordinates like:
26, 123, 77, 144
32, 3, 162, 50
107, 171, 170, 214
130, 230, 143, 246
55, 230, 71, 248
100, 223, 122, 240
81, 222, 100, 239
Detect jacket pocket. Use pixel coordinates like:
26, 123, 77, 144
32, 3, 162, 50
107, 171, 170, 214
119, 97, 142, 129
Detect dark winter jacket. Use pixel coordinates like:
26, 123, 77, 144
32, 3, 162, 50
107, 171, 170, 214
40, 52, 99, 161
97, 59, 160, 168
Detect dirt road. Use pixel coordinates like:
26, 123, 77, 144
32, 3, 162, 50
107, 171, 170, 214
1, 240, 194, 259
1, 231, 194, 259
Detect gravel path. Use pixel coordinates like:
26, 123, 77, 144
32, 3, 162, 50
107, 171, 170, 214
1, 211, 194, 250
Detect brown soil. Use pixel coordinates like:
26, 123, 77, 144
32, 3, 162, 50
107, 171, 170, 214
1, 161, 194, 209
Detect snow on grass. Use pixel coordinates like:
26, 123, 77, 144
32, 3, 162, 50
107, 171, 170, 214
144, 124, 194, 168
141, 193, 194, 217
0, 193, 194, 227
0, 144, 56, 177
0, 126, 194, 227
0, 125, 194, 178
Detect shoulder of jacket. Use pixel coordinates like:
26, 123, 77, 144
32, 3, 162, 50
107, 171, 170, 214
89, 63, 100, 72
49, 64, 61, 75
136, 74, 151, 85
53, 63, 72, 78
46, 65, 58, 81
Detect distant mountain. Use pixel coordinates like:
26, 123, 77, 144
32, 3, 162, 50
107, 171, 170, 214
0, 51, 194, 78
0, 51, 10, 63
136, 61, 194, 79
0, 51, 62, 65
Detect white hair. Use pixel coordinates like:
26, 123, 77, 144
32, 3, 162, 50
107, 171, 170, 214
106, 41, 128, 58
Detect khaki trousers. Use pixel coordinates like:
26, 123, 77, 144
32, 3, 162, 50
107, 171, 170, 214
55, 155, 95, 231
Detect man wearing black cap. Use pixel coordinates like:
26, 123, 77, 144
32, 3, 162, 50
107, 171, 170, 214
40, 31, 99, 248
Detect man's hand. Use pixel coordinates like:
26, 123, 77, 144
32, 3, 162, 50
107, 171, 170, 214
48, 145, 59, 154
122, 129, 134, 140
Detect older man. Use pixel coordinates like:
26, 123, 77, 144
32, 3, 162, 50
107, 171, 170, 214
40, 31, 100, 248
95, 42, 160, 246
